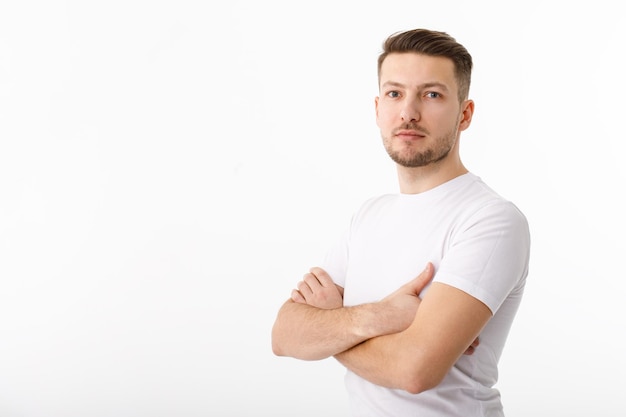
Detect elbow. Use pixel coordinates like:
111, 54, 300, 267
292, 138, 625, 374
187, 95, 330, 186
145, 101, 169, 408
271, 324, 312, 360
272, 336, 324, 361
399, 366, 445, 395
271, 337, 290, 358
392, 348, 449, 394
403, 377, 438, 395
271, 307, 293, 357
271, 339, 282, 357
271, 325, 288, 357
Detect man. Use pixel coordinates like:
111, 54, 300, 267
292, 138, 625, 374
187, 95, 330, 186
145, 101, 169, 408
272, 28, 530, 416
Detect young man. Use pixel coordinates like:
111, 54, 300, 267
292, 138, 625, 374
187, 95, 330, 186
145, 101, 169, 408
272, 28, 530, 416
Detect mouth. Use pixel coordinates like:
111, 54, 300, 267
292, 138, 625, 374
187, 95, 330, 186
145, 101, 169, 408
394, 129, 426, 140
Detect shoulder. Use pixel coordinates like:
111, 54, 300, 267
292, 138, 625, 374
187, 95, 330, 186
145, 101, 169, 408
458, 174, 528, 227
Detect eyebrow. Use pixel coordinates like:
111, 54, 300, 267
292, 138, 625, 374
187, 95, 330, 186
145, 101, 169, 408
381, 81, 450, 92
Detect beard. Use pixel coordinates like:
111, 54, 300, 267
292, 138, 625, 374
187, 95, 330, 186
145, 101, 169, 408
382, 122, 459, 168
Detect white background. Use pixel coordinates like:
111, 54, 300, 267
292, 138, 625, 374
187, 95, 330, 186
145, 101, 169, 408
1, 1, 624, 416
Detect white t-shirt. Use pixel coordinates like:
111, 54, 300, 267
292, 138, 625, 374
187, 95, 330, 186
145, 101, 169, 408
322, 173, 530, 417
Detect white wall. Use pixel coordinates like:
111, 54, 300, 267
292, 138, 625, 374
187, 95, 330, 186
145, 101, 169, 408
1, 1, 624, 416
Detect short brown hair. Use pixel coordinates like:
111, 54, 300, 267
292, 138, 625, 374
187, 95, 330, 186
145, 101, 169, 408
377, 29, 473, 102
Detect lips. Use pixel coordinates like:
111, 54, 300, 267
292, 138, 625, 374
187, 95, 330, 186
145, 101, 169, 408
395, 130, 425, 139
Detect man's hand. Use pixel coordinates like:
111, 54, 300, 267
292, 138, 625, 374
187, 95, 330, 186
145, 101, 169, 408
464, 337, 480, 355
376, 263, 435, 334
291, 267, 344, 309
379, 263, 480, 355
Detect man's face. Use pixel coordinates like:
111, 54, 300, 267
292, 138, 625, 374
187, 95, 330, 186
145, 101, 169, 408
376, 52, 468, 168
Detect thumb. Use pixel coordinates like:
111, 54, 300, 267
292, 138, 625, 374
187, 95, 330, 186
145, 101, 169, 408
406, 262, 434, 295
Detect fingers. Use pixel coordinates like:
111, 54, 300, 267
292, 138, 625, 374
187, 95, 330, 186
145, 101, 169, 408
291, 289, 306, 304
418, 262, 435, 284
406, 263, 435, 295
308, 267, 335, 288
303, 272, 323, 291
293, 268, 329, 301
463, 337, 480, 356
296, 279, 313, 299
290, 267, 344, 309
471, 337, 480, 348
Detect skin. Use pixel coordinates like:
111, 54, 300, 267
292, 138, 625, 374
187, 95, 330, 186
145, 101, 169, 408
271, 52, 490, 394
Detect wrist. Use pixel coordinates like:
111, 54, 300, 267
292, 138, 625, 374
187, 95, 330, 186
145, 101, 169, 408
349, 302, 388, 340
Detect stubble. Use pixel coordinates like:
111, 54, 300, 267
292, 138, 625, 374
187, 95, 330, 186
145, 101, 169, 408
383, 122, 459, 168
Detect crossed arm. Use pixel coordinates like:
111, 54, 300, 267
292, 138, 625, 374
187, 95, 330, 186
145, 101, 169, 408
271, 264, 491, 394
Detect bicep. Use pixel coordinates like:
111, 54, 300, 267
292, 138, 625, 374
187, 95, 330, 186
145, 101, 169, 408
404, 282, 492, 378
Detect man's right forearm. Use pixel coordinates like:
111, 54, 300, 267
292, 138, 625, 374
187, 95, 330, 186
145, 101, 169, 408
271, 299, 387, 361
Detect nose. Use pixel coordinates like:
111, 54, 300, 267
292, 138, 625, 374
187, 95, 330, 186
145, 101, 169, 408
401, 100, 420, 122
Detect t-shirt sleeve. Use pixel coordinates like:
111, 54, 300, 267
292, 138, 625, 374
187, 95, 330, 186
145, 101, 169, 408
434, 200, 531, 314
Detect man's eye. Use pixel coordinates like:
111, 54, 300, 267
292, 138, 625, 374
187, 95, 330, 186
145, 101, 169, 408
387, 91, 400, 98
426, 92, 441, 98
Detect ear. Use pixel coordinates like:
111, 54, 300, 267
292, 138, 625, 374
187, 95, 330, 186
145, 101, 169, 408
458, 99, 474, 132
374, 96, 380, 126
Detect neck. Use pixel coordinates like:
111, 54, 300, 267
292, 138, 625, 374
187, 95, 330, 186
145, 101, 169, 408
396, 161, 468, 194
